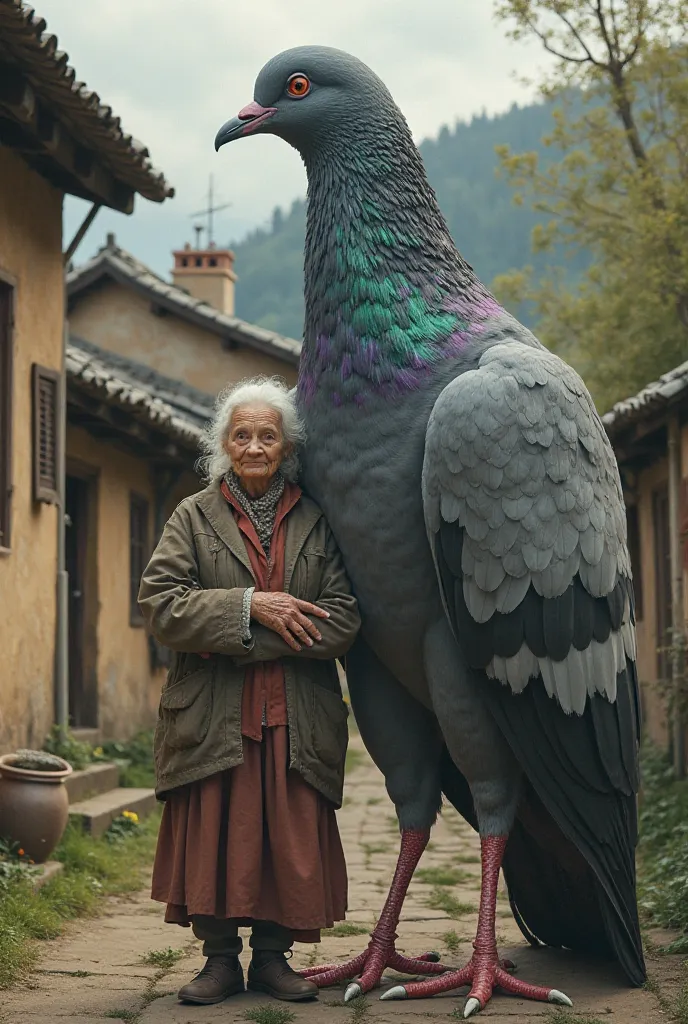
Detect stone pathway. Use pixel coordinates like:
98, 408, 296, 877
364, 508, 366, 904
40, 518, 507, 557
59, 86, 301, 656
2, 733, 684, 1023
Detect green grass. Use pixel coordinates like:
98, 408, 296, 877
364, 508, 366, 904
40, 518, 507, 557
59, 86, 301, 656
442, 929, 463, 954
346, 994, 371, 1021
455, 853, 480, 865
417, 867, 470, 886
0, 810, 161, 989
637, 745, 688, 936
360, 842, 390, 856
541, 1014, 606, 1024
426, 887, 476, 919
242, 1008, 296, 1024
141, 947, 184, 969
323, 922, 370, 937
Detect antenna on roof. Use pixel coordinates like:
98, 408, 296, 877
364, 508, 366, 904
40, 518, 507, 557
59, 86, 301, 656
189, 175, 231, 247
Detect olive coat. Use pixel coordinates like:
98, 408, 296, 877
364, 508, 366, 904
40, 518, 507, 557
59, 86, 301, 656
138, 479, 361, 806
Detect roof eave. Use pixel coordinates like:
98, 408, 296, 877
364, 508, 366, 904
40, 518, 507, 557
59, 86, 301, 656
0, 0, 173, 209
67, 252, 302, 367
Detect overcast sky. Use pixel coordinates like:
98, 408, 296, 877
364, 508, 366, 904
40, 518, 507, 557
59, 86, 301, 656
36, 0, 549, 278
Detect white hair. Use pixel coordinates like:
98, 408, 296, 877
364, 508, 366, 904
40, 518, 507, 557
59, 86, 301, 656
198, 376, 305, 483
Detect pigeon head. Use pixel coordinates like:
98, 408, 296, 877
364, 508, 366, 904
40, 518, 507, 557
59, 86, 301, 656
214, 45, 403, 158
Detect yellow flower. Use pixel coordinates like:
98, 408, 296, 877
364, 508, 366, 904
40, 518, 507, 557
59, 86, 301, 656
122, 811, 139, 823
93, 747, 104, 758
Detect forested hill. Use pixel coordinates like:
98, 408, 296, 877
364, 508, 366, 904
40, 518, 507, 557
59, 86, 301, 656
230, 99, 585, 340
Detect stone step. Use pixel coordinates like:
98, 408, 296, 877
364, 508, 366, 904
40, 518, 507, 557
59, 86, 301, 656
65, 762, 120, 804
68, 787, 158, 838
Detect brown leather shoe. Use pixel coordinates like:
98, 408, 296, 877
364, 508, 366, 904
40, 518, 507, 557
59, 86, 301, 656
248, 953, 318, 1002
177, 955, 244, 1004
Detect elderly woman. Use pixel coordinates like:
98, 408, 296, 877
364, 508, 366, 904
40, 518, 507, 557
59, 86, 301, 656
138, 377, 360, 1006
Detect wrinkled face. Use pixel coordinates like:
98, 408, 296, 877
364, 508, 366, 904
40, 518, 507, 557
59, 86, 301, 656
214, 45, 388, 155
224, 404, 289, 487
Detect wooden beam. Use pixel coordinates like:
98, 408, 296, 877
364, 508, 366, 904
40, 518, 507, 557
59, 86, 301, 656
0, 63, 35, 124
0, 66, 134, 213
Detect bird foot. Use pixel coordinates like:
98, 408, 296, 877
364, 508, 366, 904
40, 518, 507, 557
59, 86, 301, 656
299, 944, 452, 994
379, 947, 571, 1015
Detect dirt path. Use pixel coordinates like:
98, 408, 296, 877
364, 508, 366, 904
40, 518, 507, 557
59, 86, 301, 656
2, 734, 684, 1023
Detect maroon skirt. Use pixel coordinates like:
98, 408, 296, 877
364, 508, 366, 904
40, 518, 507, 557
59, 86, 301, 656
151, 726, 348, 941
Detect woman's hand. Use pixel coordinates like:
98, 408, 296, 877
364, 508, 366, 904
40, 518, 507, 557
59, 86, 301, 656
250, 592, 330, 652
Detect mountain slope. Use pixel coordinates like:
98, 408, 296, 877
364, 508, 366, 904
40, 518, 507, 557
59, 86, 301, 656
230, 99, 587, 341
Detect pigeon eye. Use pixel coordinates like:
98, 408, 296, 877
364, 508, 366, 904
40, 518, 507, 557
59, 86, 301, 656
287, 74, 311, 98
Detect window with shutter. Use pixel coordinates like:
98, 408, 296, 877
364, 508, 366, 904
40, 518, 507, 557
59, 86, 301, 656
130, 493, 149, 626
32, 364, 61, 504
0, 280, 14, 551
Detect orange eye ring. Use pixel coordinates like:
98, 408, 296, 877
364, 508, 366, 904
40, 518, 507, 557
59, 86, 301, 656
287, 73, 311, 98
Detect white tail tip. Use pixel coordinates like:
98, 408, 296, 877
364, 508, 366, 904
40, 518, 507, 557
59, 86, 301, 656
548, 989, 573, 1007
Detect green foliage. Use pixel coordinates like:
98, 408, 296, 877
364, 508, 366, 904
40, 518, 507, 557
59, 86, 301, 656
442, 928, 463, 953
637, 744, 688, 933
0, 810, 160, 989
426, 888, 476, 918
105, 811, 144, 844
323, 922, 370, 937
494, 0, 688, 411
417, 867, 470, 886
42, 726, 155, 788
101, 730, 155, 789
42, 725, 97, 771
242, 1008, 296, 1024
141, 947, 184, 969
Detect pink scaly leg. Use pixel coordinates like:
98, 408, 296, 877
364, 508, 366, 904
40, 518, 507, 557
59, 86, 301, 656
297, 829, 455, 997
380, 835, 573, 1016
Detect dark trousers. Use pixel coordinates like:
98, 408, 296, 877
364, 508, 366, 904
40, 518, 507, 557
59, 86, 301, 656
192, 916, 293, 957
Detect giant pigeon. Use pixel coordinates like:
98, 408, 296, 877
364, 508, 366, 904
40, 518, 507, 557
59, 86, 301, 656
215, 46, 645, 1016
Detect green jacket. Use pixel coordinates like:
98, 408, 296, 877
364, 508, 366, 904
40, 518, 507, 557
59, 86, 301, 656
138, 479, 361, 806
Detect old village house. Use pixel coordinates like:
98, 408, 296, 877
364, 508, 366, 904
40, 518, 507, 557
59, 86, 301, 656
605, 367, 688, 777
0, 0, 176, 752
62, 239, 301, 741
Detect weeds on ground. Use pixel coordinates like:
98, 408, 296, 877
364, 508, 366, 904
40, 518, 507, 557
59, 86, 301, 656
323, 922, 370, 937
346, 994, 370, 1021
455, 853, 480, 865
0, 810, 161, 989
242, 1008, 296, 1024
417, 867, 469, 886
637, 745, 688, 935
426, 888, 476, 919
141, 948, 184, 969
442, 929, 463, 954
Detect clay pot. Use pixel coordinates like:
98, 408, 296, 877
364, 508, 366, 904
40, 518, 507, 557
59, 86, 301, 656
0, 753, 73, 863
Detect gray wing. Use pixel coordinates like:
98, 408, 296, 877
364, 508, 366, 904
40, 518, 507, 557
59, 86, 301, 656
423, 341, 645, 985
422, 341, 636, 717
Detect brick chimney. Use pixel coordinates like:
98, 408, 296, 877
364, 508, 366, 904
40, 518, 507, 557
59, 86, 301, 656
171, 242, 237, 315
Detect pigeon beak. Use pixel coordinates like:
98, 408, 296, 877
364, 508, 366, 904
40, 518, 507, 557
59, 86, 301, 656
214, 101, 277, 150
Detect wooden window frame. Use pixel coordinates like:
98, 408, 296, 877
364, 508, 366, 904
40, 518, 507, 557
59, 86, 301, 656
32, 363, 61, 505
0, 273, 15, 555
129, 492, 150, 627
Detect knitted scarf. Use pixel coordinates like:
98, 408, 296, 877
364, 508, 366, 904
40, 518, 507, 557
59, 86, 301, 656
224, 470, 285, 552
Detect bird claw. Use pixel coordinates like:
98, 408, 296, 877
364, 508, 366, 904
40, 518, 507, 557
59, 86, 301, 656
548, 989, 573, 1007
380, 985, 407, 1001
464, 997, 481, 1018
344, 982, 362, 1003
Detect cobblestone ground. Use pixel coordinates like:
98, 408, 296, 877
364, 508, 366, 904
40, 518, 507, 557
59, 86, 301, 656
3, 732, 684, 1024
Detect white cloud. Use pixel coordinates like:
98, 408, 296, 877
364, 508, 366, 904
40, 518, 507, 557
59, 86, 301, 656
39, 0, 549, 275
